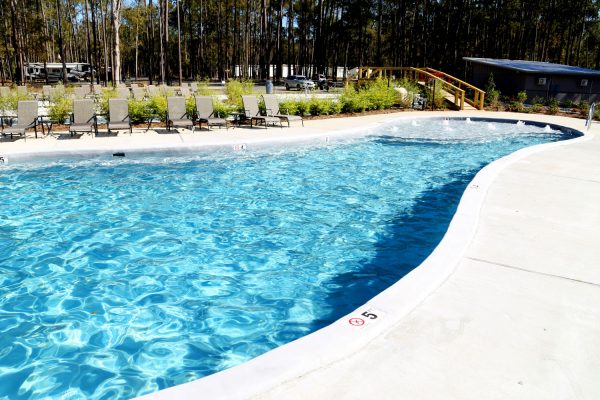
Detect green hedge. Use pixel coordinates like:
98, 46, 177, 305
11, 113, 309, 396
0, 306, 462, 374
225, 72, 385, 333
47, 84, 73, 123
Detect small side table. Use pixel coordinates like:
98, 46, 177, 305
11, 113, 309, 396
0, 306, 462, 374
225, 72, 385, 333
229, 112, 246, 127
38, 116, 60, 137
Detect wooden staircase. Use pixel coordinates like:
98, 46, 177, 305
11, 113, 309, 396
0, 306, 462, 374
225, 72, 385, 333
357, 66, 485, 111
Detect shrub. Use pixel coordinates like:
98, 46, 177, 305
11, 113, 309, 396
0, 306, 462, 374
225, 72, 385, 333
531, 104, 544, 113
185, 95, 197, 120
508, 91, 528, 112
225, 79, 254, 108
47, 84, 73, 123
484, 73, 498, 107
340, 85, 369, 113
562, 99, 575, 109
308, 97, 334, 116
365, 78, 399, 110
128, 98, 151, 123
328, 99, 343, 114
579, 100, 590, 117
278, 99, 298, 115
487, 89, 501, 108
531, 96, 545, 106
546, 98, 559, 115
295, 100, 309, 116
426, 80, 446, 109
147, 94, 168, 121
213, 99, 234, 117
509, 101, 524, 112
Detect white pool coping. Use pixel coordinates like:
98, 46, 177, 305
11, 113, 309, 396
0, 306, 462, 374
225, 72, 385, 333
2, 111, 596, 399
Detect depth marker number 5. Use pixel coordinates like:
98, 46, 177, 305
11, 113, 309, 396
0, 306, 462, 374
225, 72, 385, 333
361, 311, 378, 320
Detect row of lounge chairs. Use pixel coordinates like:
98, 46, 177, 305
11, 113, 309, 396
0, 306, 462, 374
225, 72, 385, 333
1, 94, 303, 140
0, 82, 204, 103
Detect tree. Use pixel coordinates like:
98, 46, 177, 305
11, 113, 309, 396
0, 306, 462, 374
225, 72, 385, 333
110, 0, 122, 84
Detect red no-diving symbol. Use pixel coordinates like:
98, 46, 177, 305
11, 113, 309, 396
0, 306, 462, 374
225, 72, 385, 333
349, 317, 365, 326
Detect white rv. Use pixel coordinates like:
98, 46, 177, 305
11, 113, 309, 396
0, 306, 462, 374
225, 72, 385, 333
25, 63, 93, 82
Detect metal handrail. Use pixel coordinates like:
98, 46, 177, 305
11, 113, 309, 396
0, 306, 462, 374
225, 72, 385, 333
586, 102, 595, 131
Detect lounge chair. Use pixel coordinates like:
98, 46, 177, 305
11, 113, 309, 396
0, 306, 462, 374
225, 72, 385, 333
166, 97, 194, 132
147, 84, 159, 97
190, 82, 198, 94
73, 85, 89, 99
16, 86, 28, 97
1, 100, 38, 140
69, 99, 97, 137
107, 98, 132, 135
263, 94, 304, 127
91, 84, 102, 98
195, 96, 228, 130
131, 86, 146, 100
179, 86, 191, 97
242, 95, 281, 128
42, 85, 53, 101
117, 86, 131, 99
0, 86, 9, 98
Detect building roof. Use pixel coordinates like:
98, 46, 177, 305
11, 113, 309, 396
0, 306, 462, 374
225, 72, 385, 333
463, 57, 600, 77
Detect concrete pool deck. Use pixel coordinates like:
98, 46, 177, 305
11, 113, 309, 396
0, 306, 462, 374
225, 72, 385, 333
2, 111, 599, 399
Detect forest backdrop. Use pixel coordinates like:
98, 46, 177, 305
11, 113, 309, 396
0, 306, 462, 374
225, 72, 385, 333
1, 0, 600, 85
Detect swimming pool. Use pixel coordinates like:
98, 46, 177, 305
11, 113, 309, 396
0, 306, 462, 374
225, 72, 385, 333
0, 119, 579, 399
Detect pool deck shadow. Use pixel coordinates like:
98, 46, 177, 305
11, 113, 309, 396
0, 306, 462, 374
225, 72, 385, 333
311, 168, 480, 334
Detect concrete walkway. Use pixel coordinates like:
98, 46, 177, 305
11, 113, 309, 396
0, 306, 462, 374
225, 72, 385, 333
3, 110, 598, 399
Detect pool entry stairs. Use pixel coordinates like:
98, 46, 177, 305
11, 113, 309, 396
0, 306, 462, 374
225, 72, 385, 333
357, 66, 485, 111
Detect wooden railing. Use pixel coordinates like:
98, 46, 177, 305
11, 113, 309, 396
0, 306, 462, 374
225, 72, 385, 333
357, 66, 413, 81
357, 66, 485, 110
418, 67, 485, 110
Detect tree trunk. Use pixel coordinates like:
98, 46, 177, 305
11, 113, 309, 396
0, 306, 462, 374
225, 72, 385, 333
176, 0, 182, 85
110, 0, 122, 85
56, 0, 68, 85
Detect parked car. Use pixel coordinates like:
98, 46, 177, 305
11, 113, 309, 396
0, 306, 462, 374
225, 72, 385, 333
313, 74, 328, 90
285, 75, 316, 91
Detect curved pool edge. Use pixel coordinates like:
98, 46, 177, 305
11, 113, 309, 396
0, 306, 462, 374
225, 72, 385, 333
131, 113, 593, 400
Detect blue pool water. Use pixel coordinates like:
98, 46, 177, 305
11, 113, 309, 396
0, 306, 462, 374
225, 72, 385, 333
0, 119, 578, 398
